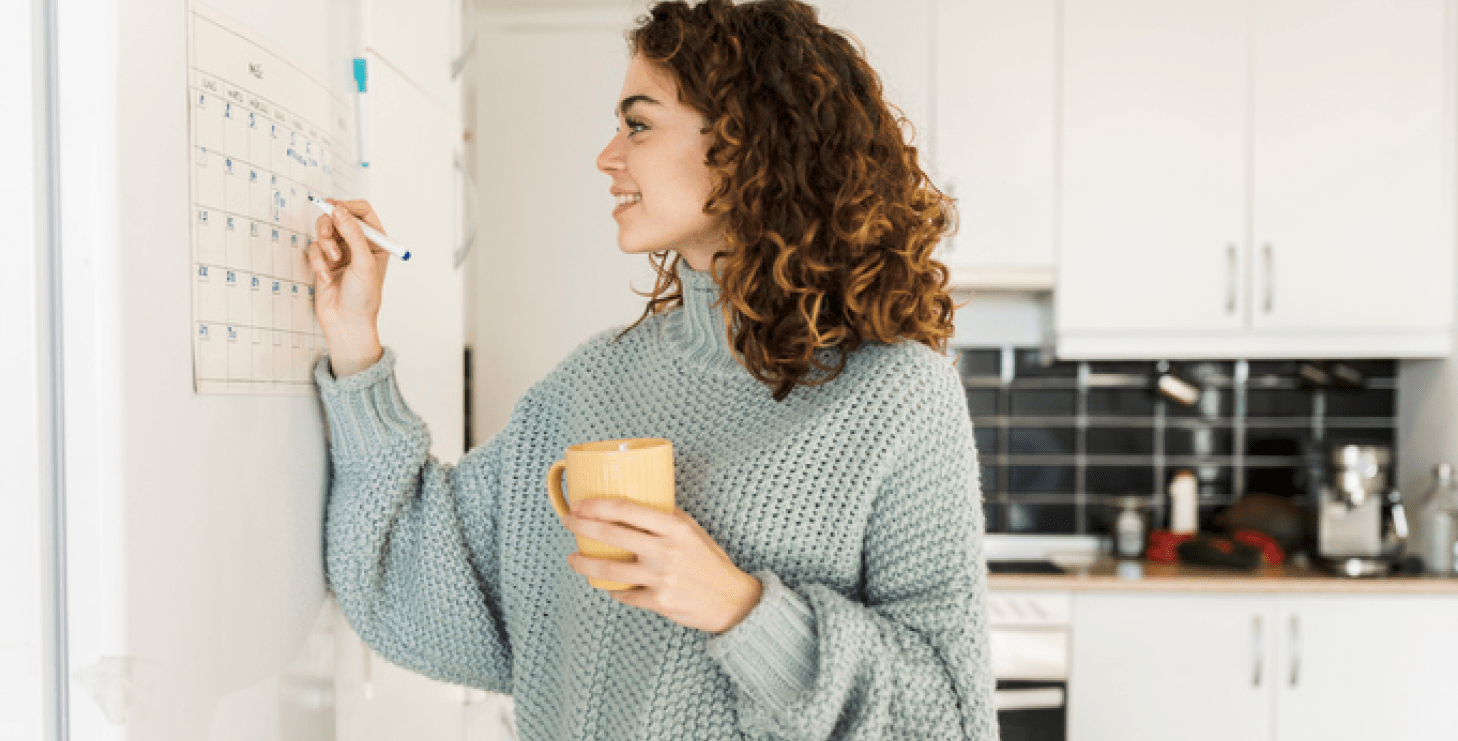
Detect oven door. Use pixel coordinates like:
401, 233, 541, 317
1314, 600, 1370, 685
995, 679, 1067, 741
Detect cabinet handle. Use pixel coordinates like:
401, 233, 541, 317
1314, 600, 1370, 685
453, 153, 478, 270
1252, 614, 1264, 687
1288, 613, 1301, 688
1263, 243, 1275, 314
1226, 244, 1237, 314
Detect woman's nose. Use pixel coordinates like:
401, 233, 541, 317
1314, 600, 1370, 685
596, 130, 624, 173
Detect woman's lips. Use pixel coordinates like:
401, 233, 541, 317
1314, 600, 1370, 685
613, 200, 639, 217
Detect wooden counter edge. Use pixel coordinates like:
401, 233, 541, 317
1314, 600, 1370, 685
986, 562, 1458, 594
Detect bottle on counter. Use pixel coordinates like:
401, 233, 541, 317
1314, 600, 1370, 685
1169, 469, 1199, 535
1112, 496, 1149, 560
1415, 463, 1458, 575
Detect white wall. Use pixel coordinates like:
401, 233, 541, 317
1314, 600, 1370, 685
1, 1, 47, 739
466, 5, 657, 443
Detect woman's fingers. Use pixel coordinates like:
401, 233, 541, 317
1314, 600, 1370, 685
325, 198, 386, 233
307, 240, 333, 286
329, 207, 373, 269
315, 233, 347, 269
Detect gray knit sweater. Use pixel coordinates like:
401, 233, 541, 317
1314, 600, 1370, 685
315, 259, 998, 741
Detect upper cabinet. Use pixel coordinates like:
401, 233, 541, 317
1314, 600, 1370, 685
367, 0, 467, 117
933, 0, 1059, 290
1056, 0, 1454, 359
1249, 0, 1452, 338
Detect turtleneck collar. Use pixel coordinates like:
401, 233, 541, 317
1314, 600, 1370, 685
668, 259, 746, 374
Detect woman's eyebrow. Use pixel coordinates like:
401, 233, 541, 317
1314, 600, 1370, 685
615, 94, 663, 119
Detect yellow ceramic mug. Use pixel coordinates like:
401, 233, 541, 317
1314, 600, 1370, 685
547, 437, 675, 590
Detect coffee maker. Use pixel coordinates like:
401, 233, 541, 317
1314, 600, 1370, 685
1316, 445, 1409, 576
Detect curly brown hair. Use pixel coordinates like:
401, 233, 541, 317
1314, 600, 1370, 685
612, 0, 965, 402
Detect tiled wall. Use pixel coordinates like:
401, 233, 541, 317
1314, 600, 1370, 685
957, 348, 1399, 536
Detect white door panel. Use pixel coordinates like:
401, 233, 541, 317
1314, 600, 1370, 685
1250, 0, 1452, 333
1070, 593, 1275, 741
1058, 0, 1249, 336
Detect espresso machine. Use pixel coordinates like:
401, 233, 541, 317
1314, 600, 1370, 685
1316, 445, 1409, 577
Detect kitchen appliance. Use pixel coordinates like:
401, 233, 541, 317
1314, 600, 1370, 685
1316, 445, 1410, 576
983, 535, 1101, 741
986, 590, 1071, 741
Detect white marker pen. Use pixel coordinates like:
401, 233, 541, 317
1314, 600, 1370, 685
308, 195, 411, 261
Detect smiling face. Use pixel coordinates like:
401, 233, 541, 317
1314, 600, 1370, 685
596, 54, 727, 272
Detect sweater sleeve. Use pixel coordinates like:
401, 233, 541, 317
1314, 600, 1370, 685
315, 346, 557, 695
703, 360, 999, 741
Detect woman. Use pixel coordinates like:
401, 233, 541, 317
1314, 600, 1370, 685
308, 1, 996, 739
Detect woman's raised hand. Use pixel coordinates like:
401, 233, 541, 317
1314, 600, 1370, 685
308, 198, 390, 377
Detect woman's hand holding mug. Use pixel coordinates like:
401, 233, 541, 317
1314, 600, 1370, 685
309, 198, 389, 377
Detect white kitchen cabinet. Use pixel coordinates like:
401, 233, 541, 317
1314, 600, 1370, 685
1068, 593, 1275, 741
1058, 0, 1249, 338
1249, 0, 1452, 338
1056, 0, 1454, 359
1069, 591, 1458, 741
367, 0, 466, 116
932, 0, 1058, 290
1273, 595, 1458, 741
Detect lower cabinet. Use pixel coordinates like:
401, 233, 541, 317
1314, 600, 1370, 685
1068, 592, 1458, 741
1272, 596, 1458, 741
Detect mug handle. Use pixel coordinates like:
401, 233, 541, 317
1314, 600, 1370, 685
546, 460, 571, 518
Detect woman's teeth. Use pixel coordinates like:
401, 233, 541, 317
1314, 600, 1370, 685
615, 193, 642, 207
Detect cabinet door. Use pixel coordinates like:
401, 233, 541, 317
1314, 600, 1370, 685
367, 52, 466, 461
1274, 595, 1458, 741
368, 0, 464, 116
933, 0, 1057, 281
1250, 0, 1452, 342
1069, 593, 1275, 741
1057, 0, 1249, 343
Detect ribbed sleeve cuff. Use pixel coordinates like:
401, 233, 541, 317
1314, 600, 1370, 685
313, 346, 427, 462
704, 569, 819, 718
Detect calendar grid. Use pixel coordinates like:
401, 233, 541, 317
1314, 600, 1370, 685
187, 5, 358, 395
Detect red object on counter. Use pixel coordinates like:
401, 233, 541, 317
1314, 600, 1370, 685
1232, 529, 1285, 565
1146, 530, 1194, 563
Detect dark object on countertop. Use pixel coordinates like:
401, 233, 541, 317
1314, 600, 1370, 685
1176, 534, 1263, 571
1231, 529, 1285, 565
987, 560, 1067, 575
1216, 493, 1308, 553
1392, 556, 1426, 576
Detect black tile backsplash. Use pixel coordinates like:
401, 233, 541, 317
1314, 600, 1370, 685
1085, 427, 1156, 456
962, 349, 1398, 535
1088, 389, 1156, 416
1165, 426, 1234, 457
1009, 426, 1076, 457
1009, 389, 1078, 416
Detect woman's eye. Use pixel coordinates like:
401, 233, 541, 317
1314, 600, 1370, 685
623, 117, 648, 136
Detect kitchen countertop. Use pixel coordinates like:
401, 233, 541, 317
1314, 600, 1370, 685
988, 559, 1458, 594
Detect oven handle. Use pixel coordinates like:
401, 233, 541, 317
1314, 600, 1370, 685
994, 687, 1066, 711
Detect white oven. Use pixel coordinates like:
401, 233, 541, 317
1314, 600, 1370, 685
984, 535, 1099, 741
987, 589, 1071, 741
